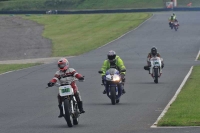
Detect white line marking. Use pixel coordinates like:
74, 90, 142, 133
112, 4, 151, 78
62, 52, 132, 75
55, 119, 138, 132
97, 13, 154, 49
151, 66, 194, 128
195, 49, 200, 61
152, 126, 200, 129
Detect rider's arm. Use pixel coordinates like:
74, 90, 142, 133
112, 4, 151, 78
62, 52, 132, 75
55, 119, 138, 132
69, 68, 83, 79
117, 57, 126, 75
50, 71, 61, 83
147, 53, 151, 62
157, 53, 161, 58
100, 60, 108, 76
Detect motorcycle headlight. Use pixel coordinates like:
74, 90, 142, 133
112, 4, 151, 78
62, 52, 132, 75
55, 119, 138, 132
113, 76, 120, 82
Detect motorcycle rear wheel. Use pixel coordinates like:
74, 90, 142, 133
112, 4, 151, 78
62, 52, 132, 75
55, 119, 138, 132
73, 104, 79, 125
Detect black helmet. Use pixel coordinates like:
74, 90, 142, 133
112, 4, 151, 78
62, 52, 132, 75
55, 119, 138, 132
107, 50, 116, 61
151, 47, 157, 56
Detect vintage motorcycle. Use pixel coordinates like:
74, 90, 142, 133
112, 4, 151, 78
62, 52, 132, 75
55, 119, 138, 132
149, 57, 162, 83
169, 21, 179, 31
99, 68, 125, 105
173, 21, 179, 31
47, 78, 83, 127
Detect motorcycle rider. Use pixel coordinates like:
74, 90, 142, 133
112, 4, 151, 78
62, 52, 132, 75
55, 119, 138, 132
144, 47, 164, 74
47, 58, 85, 118
168, 13, 176, 27
100, 50, 126, 94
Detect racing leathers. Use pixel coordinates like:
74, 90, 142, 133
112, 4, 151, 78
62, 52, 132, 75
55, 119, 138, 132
48, 68, 85, 117
144, 53, 164, 72
100, 55, 126, 94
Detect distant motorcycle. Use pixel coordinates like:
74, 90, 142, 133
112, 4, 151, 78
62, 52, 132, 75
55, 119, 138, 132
169, 21, 179, 31
98, 69, 125, 105
173, 21, 179, 31
149, 57, 162, 83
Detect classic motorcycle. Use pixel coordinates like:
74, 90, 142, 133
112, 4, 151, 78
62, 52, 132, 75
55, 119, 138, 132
99, 68, 125, 105
169, 21, 179, 31
173, 21, 179, 31
47, 78, 83, 127
149, 57, 162, 83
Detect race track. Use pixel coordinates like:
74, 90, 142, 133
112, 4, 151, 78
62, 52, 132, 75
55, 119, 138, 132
0, 12, 200, 133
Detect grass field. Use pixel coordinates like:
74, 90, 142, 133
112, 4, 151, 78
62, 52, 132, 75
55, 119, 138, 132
158, 66, 200, 126
24, 13, 151, 57
0, 63, 41, 74
0, 0, 200, 11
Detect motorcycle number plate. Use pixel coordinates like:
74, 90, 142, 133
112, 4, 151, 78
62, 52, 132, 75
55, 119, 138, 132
59, 85, 74, 96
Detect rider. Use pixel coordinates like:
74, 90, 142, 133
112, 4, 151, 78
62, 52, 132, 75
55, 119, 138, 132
144, 47, 164, 73
100, 50, 126, 94
168, 13, 176, 26
47, 58, 85, 118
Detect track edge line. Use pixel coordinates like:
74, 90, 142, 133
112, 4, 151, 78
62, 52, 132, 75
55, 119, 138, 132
151, 66, 194, 128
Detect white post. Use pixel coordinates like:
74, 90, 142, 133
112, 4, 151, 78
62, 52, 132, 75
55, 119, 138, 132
174, 0, 177, 7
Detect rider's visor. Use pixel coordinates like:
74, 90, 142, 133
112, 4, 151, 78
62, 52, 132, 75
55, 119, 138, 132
58, 63, 66, 69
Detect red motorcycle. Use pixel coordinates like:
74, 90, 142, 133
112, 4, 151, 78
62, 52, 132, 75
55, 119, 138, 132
173, 21, 179, 31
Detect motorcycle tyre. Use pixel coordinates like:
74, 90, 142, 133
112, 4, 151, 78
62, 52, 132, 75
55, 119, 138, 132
174, 26, 177, 31
154, 68, 159, 84
116, 99, 120, 103
64, 99, 73, 127
73, 118, 79, 125
110, 86, 116, 105
73, 104, 79, 125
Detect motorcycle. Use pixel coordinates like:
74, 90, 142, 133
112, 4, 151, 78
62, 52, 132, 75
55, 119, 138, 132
149, 57, 162, 83
98, 68, 125, 105
169, 21, 174, 29
173, 21, 179, 31
46, 78, 83, 127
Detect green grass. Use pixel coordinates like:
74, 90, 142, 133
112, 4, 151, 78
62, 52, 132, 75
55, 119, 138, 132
0, 63, 41, 74
23, 13, 151, 57
158, 66, 200, 126
0, 0, 200, 11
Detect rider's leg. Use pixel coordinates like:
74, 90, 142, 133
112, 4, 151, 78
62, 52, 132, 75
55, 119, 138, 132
57, 94, 64, 118
71, 82, 85, 113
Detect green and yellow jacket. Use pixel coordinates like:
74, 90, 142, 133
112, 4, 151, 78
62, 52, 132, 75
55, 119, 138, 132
100, 56, 126, 76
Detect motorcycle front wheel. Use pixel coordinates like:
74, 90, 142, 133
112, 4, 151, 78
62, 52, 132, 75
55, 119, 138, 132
110, 86, 116, 105
64, 99, 73, 127
154, 68, 159, 84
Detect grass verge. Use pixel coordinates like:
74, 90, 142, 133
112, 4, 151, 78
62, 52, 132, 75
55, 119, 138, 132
0, 63, 41, 74
24, 13, 151, 57
158, 66, 200, 126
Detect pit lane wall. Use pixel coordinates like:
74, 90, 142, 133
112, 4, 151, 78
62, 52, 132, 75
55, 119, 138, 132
0, 7, 200, 14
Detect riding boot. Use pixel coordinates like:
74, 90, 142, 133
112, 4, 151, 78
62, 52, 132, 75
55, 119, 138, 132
103, 89, 107, 94
77, 101, 85, 114
58, 105, 64, 118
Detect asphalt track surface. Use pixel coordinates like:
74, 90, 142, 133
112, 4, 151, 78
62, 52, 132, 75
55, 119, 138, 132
0, 12, 200, 133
